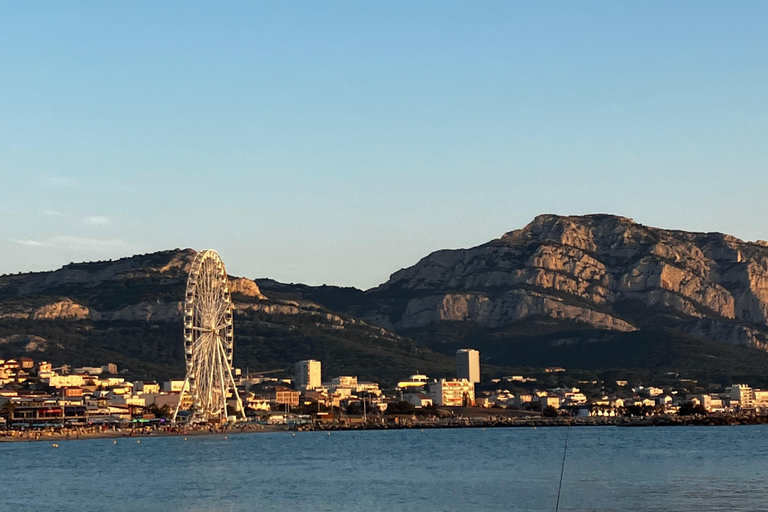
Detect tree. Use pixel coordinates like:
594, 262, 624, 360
147, 404, 171, 419
526, 402, 543, 412
346, 402, 362, 416
677, 402, 708, 416
0, 401, 16, 424
386, 401, 415, 415
543, 406, 559, 418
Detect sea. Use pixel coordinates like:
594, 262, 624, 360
2, 425, 768, 511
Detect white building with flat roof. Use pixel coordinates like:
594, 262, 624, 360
456, 349, 480, 384
731, 384, 754, 408
331, 375, 357, 389
429, 379, 475, 407
397, 374, 429, 389
163, 380, 190, 393
44, 374, 86, 388
295, 360, 322, 391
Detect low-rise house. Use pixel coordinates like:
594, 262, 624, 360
514, 394, 533, 408
134, 381, 160, 394
405, 393, 433, 408
265, 385, 300, 408
245, 394, 270, 411
539, 395, 561, 410
106, 391, 145, 407
59, 387, 84, 398
163, 380, 190, 393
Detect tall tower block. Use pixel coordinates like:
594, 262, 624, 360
456, 349, 480, 384
295, 359, 322, 391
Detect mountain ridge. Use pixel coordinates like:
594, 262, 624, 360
0, 250, 455, 383
355, 214, 768, 350
5, 214, 768, 386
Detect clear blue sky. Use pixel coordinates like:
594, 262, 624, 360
1, 2, 767, 288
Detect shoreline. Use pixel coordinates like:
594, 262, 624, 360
0, 424, 282, 443
3, 413, 767, 443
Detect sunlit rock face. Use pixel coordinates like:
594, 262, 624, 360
0, 249, 270, 323
373, 214, 768, 350
228, 277, 266, 300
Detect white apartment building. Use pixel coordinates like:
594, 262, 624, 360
699, 394, 725, 412
44, 374, 86, 388
456, 349, 480, 384
134, 381, 160, 394
731, 384, 754, 408
355, 381, 381, 396
429, 379, 475, 407
295, 360, 322, 391
754, 390, 768, 407
331, 376, 357, 389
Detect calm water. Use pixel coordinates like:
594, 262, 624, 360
2, 426, 768, 511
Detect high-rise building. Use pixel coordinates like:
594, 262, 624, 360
456, 349, 480, 384
295, 359, 322, 391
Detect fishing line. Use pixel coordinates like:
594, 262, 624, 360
555, 418, 571, 512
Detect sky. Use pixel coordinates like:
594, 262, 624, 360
1, 2, 767, 289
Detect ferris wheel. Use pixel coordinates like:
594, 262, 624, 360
172, 250, 245, 424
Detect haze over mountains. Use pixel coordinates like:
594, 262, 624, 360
4, 214, 768, 386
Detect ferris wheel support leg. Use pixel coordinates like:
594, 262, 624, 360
228, 364, 247, 421
218, 343, 228, 422
171, 375, 190, 425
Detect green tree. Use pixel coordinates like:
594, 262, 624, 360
0, 401, 16, 424
146, 404, 171, 419
386, 401, 415, 415
346, 402, 362, 416
543, 406, 559, 418
677, 402, 708, 416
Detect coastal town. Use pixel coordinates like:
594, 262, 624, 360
2, 347, 767, 439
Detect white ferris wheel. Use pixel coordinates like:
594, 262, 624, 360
172, 250, 245, 424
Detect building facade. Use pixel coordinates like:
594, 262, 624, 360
456, 349, 480, 384
429, 379, 475, 407
295, 360, 322, 392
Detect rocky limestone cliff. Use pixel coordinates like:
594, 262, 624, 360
32, 299, 92, 321
0, 249, 458, 382
229, 277, 266, 299
0, 334, 52, 352
0, 249, 198, 296
0, 249, 271, 323
372, 214, 768, 351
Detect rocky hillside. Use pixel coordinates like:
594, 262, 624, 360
0, 250, 454, 383
6, 214, 768, 387
258, 214, 768, 385
358, 214, 768, 347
